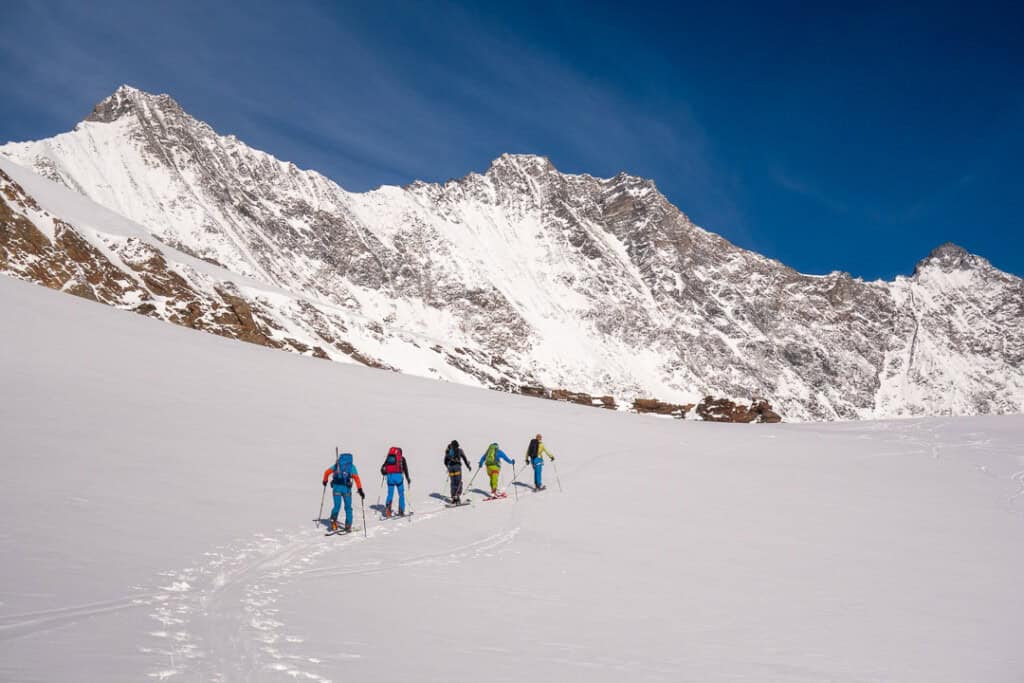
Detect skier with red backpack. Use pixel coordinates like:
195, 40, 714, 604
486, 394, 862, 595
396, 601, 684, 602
380, 446, 411, 517
321, 452, 365, 532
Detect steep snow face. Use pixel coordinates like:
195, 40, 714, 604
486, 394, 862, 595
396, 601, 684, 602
3, 86, 1023, 420
876, 245, 1024, 416
2, 274, 1024, 682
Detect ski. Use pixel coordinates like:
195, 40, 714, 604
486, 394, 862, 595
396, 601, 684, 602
379, 512, 415, 521
324, 527, 357, 536
483, 493, 508, 501
445, 501, 471, 508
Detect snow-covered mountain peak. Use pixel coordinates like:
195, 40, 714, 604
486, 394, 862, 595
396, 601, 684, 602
2, 88, 1022, 421
913, 242, 989, 276
83, 84, 185, 125
486, 152, 555, 174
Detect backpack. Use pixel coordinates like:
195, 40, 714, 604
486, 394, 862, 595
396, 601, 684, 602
332, 454, 353, 487
484, 443, 499, 467
444, 443, 458, 467
526, 438, 539, 463
383, 446, 404, 474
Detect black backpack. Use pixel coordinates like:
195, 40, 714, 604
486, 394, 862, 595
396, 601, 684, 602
444, 442, 460, 470
526, 438, 539, 463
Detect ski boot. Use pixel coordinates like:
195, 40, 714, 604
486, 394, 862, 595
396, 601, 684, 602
384, 504, 392, 518
398, 507, 406, 517
344, 523, 352, 532
330, 519, 339, 531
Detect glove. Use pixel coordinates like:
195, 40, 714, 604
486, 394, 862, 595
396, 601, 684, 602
550, 457, 555, 461
407, 478, 412, 485
357, 488, 365, 499
322, 480, 328, 487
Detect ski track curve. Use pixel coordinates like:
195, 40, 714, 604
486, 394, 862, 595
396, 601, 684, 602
139, 498, 522, 681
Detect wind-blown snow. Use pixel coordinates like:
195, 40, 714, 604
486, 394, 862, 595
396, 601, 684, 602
2, 274, 1023, 681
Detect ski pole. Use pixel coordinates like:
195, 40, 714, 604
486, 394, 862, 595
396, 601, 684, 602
502, 462, 523, 494
406, 480, 413, 515
317, 446, 337, 526
361, 497, 367, 538
553, 460, 563, 492
317, 484, 326, 527
511, 462, 519, 501
465, 465, 481, 494
376, 475, 385, 506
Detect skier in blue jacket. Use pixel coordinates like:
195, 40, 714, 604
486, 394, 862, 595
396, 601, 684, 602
321, 452, 365, 532
380, 446, 411, 517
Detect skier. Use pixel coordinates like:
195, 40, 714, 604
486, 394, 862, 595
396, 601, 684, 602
380, 446, 411, 517
525, 433, 556, 491
321, 452, 365, 532
443, 439, 473, 504
478, 442, 514, 497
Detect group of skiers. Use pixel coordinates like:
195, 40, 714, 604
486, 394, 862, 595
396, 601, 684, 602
320, 434, 557, 533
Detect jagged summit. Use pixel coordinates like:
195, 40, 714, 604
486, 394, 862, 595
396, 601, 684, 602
487, 152, 555, 172
84, 84, 186, 124
483, 152, 658, 190
913, 242, 989, 276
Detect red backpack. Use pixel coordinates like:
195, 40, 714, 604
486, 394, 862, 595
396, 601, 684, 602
383, 446, 404, 474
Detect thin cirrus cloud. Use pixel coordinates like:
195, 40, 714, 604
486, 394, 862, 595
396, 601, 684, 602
4, 1, 1020, 279
769, 166, 850, 216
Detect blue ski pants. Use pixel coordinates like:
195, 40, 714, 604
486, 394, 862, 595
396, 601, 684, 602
331, 485, 353, 526
386, 473, 406, 511
449, 471, 464, 500
532, 459, 544, 488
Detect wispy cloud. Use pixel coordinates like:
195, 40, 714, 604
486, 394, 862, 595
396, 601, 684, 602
769, 165, 849, 215
0, 0, 749, 244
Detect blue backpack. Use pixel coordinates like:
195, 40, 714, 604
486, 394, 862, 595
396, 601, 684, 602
333, 453, 354, 488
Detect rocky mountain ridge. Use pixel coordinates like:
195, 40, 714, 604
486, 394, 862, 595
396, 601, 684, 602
2, 86, 1022, 421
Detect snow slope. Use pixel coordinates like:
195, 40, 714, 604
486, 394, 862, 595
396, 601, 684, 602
4, 86, 1023, 421
2, 274, 1024, 682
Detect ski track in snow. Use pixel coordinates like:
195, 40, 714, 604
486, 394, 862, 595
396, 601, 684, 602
0, 595, 154, 643
137, 498, 520, 681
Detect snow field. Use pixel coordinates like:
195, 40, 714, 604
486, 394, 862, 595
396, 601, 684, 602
2, 274, 1024, 681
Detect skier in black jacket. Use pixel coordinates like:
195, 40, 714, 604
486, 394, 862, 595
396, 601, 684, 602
443, 440, 473, 504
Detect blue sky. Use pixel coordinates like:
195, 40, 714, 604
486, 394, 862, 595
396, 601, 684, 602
2, 0, 1021, 279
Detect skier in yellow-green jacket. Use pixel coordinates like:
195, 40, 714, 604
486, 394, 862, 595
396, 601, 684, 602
525, 433, 555, 491
478, 443, 514, 497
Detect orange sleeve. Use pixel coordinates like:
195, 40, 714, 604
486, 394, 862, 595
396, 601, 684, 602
322, 467, 333, 485
352, 474, 363, 489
